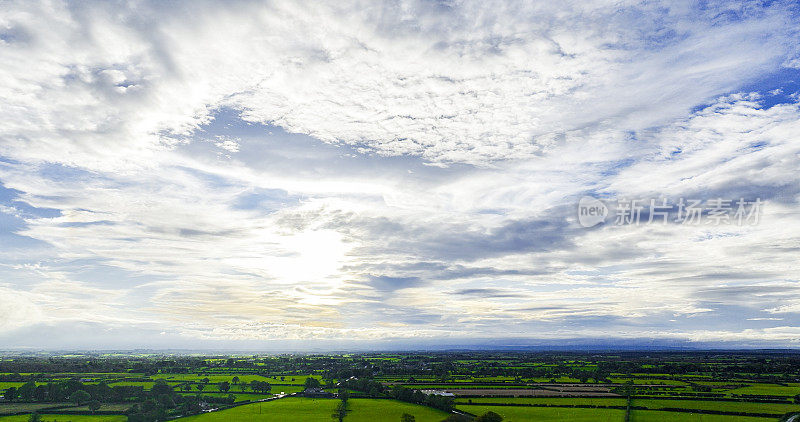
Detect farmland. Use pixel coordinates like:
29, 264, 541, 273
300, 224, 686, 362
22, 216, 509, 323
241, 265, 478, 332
178, 398, 450, 422
1, 352, 799, 421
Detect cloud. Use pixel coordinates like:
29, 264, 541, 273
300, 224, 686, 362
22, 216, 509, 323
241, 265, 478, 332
0, 0, 798, 348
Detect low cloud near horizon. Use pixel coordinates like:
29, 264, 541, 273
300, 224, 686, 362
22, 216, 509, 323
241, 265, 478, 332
1, 0, 800, 350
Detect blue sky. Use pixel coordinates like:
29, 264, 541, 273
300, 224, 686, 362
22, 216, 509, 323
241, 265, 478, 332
0, 0, 800, 350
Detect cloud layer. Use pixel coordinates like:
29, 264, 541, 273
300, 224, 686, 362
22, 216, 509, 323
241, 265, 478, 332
0, 0, 799, 349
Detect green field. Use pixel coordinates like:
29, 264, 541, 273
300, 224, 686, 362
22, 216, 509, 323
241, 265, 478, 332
629, 410, 775, 422
726, 384, 800, 397
177, 392, 274, 402
258, 375, 322, 385
0, 415, 127, 422
458, 404, 625, 421
0, 404, 70, 416
178, 398, 449, 422
634, 398, 800, 414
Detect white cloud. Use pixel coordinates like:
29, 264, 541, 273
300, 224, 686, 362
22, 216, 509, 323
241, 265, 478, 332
0, 0, 799, 347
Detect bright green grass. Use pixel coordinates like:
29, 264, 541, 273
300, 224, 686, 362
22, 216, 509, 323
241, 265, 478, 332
177, 398, 449, 422
458, 404, 625, 421
630, 409, 776, 421
106, 381, 154, 388
634, 399, 799, 414
0, 383, 26, 390
177, 392, 273, 402
258, 375, 322, 385
726, 384, 800, 397
0, 415, 126, 422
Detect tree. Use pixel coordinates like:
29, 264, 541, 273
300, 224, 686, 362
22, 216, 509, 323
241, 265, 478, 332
401, 413, 416, 422
152, 379, 173, 396
87, 400, 101, 413
305, 377, 322, 389
331, 400, 349, 422
28, 413, 41, 422
218, 381, 230, 393
4, 387, 18, 401
338, 388, 349, 404
231, 376, 240, 387
474, 411, 503, 422
195, 383, 205, 392
70, 389, 91, 406
18, 382, 35, 401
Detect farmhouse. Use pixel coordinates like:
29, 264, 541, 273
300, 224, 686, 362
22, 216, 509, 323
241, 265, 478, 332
419, 389, 455, 397
302, 387, 335, 398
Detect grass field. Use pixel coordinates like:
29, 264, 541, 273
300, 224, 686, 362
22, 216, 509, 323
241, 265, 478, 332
178, 398, 449, 422
634, 398, 800, 414
726, 384, 800, 397
457, 404, 625, 421
0, 415, 127, 422
106, 381, 154, 388
177, 392, 274, 402
0, 383, 26, 390
258, 375, 322, 385
0, 403, 70, 416
629, 409, 776, 421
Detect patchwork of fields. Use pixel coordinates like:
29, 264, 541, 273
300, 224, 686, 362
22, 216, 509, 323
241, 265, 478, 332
2, 353, 799, 421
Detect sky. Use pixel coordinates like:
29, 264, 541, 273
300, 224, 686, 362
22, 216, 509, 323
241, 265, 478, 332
1, 0, 800, 351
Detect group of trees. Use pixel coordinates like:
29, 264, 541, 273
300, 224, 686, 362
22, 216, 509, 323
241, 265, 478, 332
3, 379, 128, 404
125, 379, 235, 422
249, 380, 272, 393
0, 377, 240, 422
335, 377, 454, 413
391, 386, 454, 413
